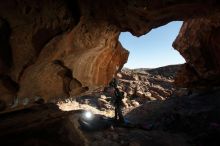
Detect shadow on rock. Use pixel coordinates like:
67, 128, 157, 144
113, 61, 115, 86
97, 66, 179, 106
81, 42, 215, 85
125, 89, 220, 146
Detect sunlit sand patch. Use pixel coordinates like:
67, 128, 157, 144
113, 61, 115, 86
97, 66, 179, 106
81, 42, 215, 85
57, 100, 114, 117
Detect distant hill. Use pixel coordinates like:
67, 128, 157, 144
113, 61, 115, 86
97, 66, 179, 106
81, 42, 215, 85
122, 64, 182, 78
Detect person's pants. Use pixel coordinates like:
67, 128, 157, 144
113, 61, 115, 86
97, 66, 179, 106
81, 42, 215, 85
115, 105, 124, 123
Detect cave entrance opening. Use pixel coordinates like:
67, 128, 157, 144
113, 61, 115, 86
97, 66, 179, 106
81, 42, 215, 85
119, 21, 185, 69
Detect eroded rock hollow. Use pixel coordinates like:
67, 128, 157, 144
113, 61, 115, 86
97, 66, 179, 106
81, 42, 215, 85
0, 0, 220, 112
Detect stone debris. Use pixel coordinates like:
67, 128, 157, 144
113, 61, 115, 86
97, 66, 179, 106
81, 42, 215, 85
58, 65, 186, 116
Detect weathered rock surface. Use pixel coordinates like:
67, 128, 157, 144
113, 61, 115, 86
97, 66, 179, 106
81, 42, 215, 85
174, 16, 220, 88
67, 65, 184, 113
0, 0, 129, 110
118, 65, 180, 101
17, 18, 128, 102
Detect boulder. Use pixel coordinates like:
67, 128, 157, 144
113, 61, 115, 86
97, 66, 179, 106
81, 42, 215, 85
131, 100, 140, 107
151, 91, 165, 100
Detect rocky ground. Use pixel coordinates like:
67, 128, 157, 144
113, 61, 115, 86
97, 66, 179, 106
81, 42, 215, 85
55, 65, 203, 146
1, 65, 220, 146
1, 89, 220, 146
55, 66, 220, 146
58, 64, 187, 116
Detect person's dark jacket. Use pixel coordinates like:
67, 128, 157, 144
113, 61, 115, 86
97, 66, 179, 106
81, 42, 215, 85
114, 88, 123, 105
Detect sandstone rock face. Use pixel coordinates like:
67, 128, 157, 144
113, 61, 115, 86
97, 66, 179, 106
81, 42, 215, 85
0, 0, 128, 109
78, 0, 220, 36
18, 18, 128, 102
174, 16, 220, 88
0, 0, 220, 111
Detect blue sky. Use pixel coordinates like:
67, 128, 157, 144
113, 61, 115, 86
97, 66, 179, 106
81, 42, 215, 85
119, 21, 185, 69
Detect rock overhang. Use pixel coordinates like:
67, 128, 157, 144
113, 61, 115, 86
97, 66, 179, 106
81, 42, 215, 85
0, 0, 220, 112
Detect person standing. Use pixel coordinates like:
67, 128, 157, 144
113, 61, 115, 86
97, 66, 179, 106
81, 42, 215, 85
109, 78, 125, 123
